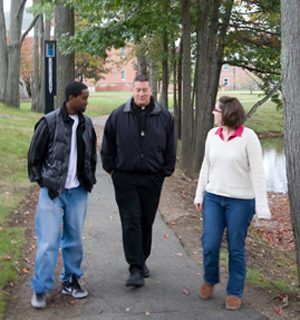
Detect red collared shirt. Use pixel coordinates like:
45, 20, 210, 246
215, 125, 244, 141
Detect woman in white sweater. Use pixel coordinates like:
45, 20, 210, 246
194, 96, 271, 310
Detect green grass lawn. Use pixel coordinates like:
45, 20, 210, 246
0, 90, 284, 318
85, 91, 131, 117
86, 90, 284, 134
0, 103, 41, 318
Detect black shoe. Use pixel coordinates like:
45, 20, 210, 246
143, 265, 150, 278
61, 275, 88, 299
126, 271, 145, 287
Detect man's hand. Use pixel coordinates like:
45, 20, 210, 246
48, 189, 58, 200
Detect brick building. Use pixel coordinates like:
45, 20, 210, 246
95, 46, 137, 92
219, 64, 260, 91
95, 47, 259, 92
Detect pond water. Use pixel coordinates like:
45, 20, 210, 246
260, 137, 287, 193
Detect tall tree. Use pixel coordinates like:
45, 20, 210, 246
55, 2, 74, 107
181, 0, 193, 176
0, 0, 40, 107
0, 0, 26, 107
183, 0, 233, 177
281, 0, 300, 283
30, 0, 53, 113
160, 30, 169, 108
31, 14, 43, 112
0, 0, 8, 101
75, 52, 107, 82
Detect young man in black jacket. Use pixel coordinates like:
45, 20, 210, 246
101, 74, 176, 287
28, 81, 97, 308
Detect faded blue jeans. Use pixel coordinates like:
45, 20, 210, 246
201, 192, 255, 298
31, 186, 88, 294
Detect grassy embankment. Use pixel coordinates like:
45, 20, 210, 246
0, 91, 284, 318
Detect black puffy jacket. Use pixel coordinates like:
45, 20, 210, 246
28, 104, 97, 192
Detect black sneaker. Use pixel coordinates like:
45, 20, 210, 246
143, 265, 150, 278
126, 271, 145, 287
31, 292, 47, 309
61, 275, 88, 299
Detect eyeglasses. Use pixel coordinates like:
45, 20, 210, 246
213, 108, 222, 113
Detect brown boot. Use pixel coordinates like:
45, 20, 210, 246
225, 295, 242, 310
199, 283, 214, 300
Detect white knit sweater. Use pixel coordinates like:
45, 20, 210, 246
194, 127, 271, 219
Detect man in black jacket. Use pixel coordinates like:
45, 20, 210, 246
28, 81, 97, 309
101, 74, 176, 287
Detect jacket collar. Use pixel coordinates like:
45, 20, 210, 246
123, 97, 162, 114
60, 102, 85, 123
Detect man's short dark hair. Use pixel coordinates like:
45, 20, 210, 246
134, 74, 149, 82
218, 96, 246, 129
65, 81, 88, 101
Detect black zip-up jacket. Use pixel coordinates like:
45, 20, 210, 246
101, 97, 176, 176
28, 104, 97, 192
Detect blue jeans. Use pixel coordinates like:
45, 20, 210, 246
201, 192, 255, 297
31, 186, 88, 294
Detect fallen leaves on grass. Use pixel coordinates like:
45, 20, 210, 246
22, 267, 30, 274
254, 193, 294, 251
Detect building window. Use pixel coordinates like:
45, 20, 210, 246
121, 70, 126, 81
223, 64, 230, 71
121, 47, 126, 58
223, 78, 229, 86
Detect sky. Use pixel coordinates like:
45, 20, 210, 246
3, 0, 33, 13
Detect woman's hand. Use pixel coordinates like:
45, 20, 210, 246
195, 203, 202, 212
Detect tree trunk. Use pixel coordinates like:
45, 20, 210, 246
281, 0, 300, 284
149, 62, 158, 100
177, 40, 183, 140
191, 0, 233, 177
55, 3, 75, 108
31, 14, 41, 112
160, 31, 169, 109
136, 46, 148, 76
4, 0, 26, 108
181, 0, 193, 176
172, 42, 177, 127
0, 0, 8, 101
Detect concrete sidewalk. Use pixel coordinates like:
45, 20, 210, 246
71, 161, 267, 320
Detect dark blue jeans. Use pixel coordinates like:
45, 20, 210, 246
201, 192, 255, 297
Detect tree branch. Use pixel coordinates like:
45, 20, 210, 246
17, 0, 27, 19
224, 60, 280, 76
20, 14, 40, 46
227, 23, 280, 36
246, 81, 281, 118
